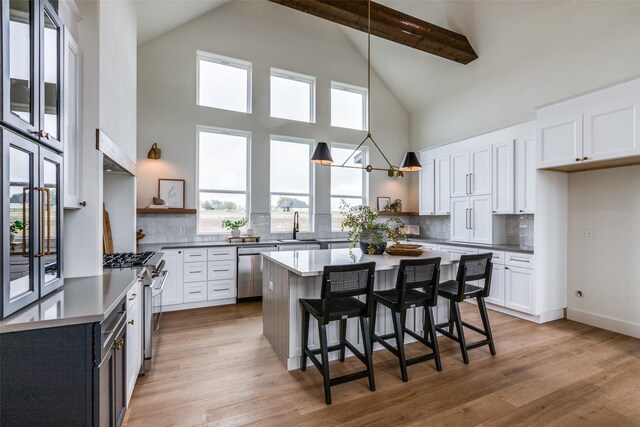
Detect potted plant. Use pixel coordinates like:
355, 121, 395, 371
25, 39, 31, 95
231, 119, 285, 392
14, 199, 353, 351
385, 198, 402, 213
9, 220, 25, 244
221, 218, 248, 238
339, 201, 405, 255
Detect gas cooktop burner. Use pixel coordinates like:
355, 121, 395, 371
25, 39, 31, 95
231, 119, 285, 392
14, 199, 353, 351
103, 252, 155, 269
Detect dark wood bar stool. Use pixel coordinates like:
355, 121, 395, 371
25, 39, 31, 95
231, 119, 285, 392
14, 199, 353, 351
300, 262, 377, 404
435, 253, 496, 364
370, 258, 442, 382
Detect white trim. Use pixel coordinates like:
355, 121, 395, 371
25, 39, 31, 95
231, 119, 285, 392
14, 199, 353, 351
270, 68, 316, 123
163, 298, 236, 312
568, 308, 640, 339
464, 300, 564, 324
196, 125, 251, 235
196, 50, 252, 114
331, 81, 368, 131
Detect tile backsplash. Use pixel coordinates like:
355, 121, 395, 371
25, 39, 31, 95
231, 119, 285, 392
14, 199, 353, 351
505, 214, 535, 247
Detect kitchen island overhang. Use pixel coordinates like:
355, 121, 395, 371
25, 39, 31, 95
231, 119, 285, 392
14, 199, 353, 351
261, 248, 462, 370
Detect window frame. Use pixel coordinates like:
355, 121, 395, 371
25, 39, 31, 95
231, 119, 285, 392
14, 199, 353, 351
330, 142, 369, 231
196, 50, 252, 114
196, 125, 251, 235
269, 135, 315, 233
270, 68, 316, 123
330, 81, 368, 131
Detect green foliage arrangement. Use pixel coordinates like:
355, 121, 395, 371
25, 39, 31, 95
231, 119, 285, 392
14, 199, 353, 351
10, 220, 25, 234
221, 218, 248, 230
339, 200, 405, 254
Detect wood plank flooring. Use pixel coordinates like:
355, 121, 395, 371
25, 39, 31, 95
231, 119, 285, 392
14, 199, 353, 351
124, 302, 640, 426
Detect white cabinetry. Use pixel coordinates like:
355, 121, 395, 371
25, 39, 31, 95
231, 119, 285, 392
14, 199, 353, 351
450, 195, 492, 244
452, 145, 492, 197
161, 250, 184, 306
63, 28, 82, 209
515, 137, 536, 214
125, 280, 142, 405
492, 140, 515, 214
486, 264, 505, 306
505, 266, 535, 314
434, 154, 451, 215
419, 154, 435, 215
537, 78, 640, 169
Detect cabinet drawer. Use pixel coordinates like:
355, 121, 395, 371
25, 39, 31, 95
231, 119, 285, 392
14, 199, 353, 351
208, 247, 236, 261
208, 280, 236, 300
126, 281, 142, 313
421, 243, 439, 251
208, 260, 236, 281
491, 251, 505, 265
183, 282, 207, 303
437, 245, 479, 255
505, 252, 535, 268
184, 248, 208, 262
183, 261, 207, 282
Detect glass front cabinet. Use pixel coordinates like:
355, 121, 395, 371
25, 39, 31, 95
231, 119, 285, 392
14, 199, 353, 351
1, 0, 64, 152
2, 127, 63, 318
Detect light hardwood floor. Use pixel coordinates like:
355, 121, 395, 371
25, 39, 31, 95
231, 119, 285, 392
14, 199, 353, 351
124, 302, 640, 426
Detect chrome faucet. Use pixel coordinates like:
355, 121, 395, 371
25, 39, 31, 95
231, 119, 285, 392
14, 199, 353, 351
293, 211, 299, 240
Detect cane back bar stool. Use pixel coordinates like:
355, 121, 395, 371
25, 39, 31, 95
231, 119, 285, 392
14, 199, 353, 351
300, 262, 377, 404
370, 257, 442, 382
435, 253, 496, 364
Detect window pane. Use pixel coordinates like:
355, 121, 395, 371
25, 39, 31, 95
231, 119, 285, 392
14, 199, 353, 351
331, 87, 365, 130
271, 75, 312, 122
271, 194, 310, 232
331, 146, 364, 197
270, 139, 309, 194
331, 197, 363, 232
199, 192, 247, 233
198, 58, 249, 113
199, 131, 247, 192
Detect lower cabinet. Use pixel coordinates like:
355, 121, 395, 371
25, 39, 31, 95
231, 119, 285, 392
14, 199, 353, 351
504, 265, 535, 314
97, 317, 127, 427
125, 281, 142, 405
184, 281, 207, 303
486, 264, 505, 306
161, 250, 184, 306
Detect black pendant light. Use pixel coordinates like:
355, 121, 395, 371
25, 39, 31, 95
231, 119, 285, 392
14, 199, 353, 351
310, 142, 333, 165
399, 152, 422, 172
308, 0, 419, 178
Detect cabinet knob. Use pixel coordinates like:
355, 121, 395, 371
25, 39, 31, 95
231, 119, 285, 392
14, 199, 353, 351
575, 158, 580, 162
128, 319, 134, 325
129, 293, 136, 301
505, 267, 509, 270
178, 251, 182, 254
31, 130, 50, 140
519, 210, 524, 213
430, 212, 434, 215
493, 210, 496, 213
79, 201, 87, 207
583, 156, 588, 161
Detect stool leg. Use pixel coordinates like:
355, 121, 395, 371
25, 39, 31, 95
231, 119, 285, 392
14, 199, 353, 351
339, 318, 347, 362
391, 310, 408, 382
477, 297, 497, 356
360, 316, 376, 392
301, 308, 310, 371
451, 302, 469, 364
425, 306, 442, 372
448, 299, 455, 334
370, 299, 378, 339
318, 322, 332, 404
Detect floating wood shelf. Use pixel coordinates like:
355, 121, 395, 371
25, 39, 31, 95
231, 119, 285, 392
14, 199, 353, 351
136, 208, 197, 215
377, 211, 418, 216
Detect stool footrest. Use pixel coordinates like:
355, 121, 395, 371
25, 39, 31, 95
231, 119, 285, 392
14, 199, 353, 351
435, 327, 460, 343
466, 340, 491, 350
330, 370, 370, 386
461, 321, 488, 336
406, 353, 436, 366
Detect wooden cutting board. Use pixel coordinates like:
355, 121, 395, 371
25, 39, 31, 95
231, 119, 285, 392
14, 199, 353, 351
103, 203, 114, 254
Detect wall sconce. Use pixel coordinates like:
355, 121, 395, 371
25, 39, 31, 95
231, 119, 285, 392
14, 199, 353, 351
147, 143, 161, 160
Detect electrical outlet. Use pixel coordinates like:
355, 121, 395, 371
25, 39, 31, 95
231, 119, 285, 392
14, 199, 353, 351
584, 230, 594, 241
268, 280, 274, 291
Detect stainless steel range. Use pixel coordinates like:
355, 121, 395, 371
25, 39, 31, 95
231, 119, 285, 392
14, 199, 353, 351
103, 252, 167, 375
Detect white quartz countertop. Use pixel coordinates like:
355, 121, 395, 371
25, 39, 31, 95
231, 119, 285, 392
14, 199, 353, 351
262, 248, 461, 277
0, 268, 143, 334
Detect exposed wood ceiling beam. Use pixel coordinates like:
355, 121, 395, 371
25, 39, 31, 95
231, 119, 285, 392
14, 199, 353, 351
268, 0, 478, 64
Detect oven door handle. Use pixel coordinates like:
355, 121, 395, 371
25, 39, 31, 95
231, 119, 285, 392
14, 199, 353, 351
151, 270, 168, 297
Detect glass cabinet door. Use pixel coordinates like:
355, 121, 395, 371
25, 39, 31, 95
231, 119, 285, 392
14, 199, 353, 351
3, 0, 39, 134
40, 1, 63, 151
3, 130, 40, 317
40, 148, 63, 296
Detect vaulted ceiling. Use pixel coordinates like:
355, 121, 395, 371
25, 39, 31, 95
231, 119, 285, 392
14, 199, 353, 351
135, 0, 640, 114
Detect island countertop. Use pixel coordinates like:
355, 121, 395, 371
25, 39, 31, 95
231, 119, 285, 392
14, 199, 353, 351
262, 248, 461, 277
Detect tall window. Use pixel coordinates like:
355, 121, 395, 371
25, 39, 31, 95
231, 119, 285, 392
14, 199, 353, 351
270, 68, 315, 123
197, 51, 251, 113
270, 136, 313, 232
197, 127, 249, 233
331, 144, 368, 231
331, 82, 367, 131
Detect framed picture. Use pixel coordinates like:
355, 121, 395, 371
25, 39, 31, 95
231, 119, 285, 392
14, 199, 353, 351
377, 196, 391, 212
158, 179, 185, 208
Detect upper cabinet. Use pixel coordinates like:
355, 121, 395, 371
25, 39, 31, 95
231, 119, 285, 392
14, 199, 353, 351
492, 140, 515, 214
537, 78, 640, 170
418, 153, 435, 215
492, 136, 536, 215
419, 148, 451, 216
451, 145, 492, 197
1, 0, 64, 152
515, 137, 535, 214
434, 154, 450, 215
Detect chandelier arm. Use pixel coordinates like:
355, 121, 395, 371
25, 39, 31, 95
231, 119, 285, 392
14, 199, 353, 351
367, 134, 395, 168
340, 134, 370, 167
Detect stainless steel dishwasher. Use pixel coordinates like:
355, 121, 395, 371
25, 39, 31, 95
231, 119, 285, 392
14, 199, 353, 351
237, 245, 278, 300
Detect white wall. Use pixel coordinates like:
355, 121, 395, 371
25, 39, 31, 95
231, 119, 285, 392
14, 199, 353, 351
410, 1, 640, 150
567, 165, 640, 338
136, 0, 412, 221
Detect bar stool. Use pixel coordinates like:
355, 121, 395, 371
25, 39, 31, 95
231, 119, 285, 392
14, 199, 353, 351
300, 262, 377, 404
370, 258, 442, 382
435, 253, 496, 364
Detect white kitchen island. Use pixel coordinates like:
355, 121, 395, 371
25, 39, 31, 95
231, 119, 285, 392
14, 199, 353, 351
262, 248, 461, 370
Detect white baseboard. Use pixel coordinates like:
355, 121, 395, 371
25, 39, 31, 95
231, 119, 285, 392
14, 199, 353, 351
163, 298, 236, 312
568, 308, 640, 339
466, 301, 564, 324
